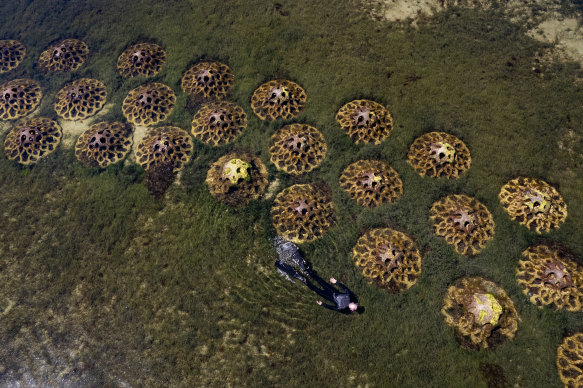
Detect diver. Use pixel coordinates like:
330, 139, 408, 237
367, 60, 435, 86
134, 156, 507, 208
272, 236, 359, 313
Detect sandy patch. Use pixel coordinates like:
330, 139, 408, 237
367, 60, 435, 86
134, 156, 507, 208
128, 124, 149, 163
58, 103, 114, 148
528, 16, 583, 66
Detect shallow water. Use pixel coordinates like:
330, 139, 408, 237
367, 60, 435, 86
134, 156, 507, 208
0, 1, 582, 387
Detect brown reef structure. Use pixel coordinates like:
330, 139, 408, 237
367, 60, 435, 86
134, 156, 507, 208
190, 101, 248, 146
335, 99, 393, 144
499, 177, 567, 233
0, 78, 42, 120
3, 117, 62, 165
352, 228, 422, 293
408, 132, 471, 178
75, 121, 133, 168
181, 61, 234, 105
116, 42, 166, 78
135, 126, 193, 172
429, 194, 495, 257
0, 40, 26, 73
38, 38, 89, 73
339, 159, 403, 207
206, 151, 268, 206
122, 82, 176, 126
442, 277, 519, 350
269, 123, 327, 175
271, 183, 335, 244
517, 245, 583, 312
54, 78, 107, 121
250, 79, 307, 121
557, 332, 583, 388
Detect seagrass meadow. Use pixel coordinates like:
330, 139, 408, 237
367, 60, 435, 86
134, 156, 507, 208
1, 0, 583, 386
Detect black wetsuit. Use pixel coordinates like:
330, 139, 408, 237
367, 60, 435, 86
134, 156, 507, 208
304, 271, 353, 313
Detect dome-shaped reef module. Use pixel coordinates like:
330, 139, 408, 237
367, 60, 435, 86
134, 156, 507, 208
339, 159, 403, 207
429, 194, 495, 257
352, 228, 422, 293
206, 151, 268, 206
250, 79, 307, 121
0, 78, 42, 120
75, 121, 133, 168
269, 123, 327, 175
271, 183, 336, 244
38, 38, 89, 73
191, 101, 247, 146
335, 99, 394, 144
442, 276, 519, 350
135, 126, 193, 173
181, 61, 234, 105
557, 332, 583, 388
53, 78, 107, 121
117, 42, 166, 78
408, 132, 471, 178
517, 245, 583, 312
499, 177, 567, 234
4, 117, 62, 165
122, 82, 176, 126
0, 40, 26, 74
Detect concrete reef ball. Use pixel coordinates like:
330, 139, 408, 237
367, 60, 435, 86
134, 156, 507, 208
269, 123, 327, 175
122, 82, 176, 126
135, 126, 193, 172
38, 38, 89, 73
0, 40, 26, 74
557, 332, 583, 388
442, 276, 519, 350
117, 42, 166, 78
54, 78, 107, 121
429, 194, 495, 257
191, 101, 248, 146
4, 117, 62, 165
250, 79, 307, 121
499, 177, 567, 234
352, 228, 422, 293
206, 151, 268, 206
75, 121, 133, 168
0, 78, 42, 120
517, 245, 583, 312
181, 61, 234, 104
335, 99, 393, 144
408, 131, 471, 178
271, 183, 336, 244
339, 159, 403, 207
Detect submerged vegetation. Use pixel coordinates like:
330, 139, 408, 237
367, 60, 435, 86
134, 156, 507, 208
0, 0, 582, 386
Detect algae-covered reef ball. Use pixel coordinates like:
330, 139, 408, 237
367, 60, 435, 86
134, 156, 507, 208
38, 38, 89, 73
499, 177, 567, 233
269, 123, 327, 175
352, 228, 422, 293
135, 126, 193, 172
117, 42, 166, 78
408, 132, 471, 178
4, 117, 61, 165
0, 78, 42, 120
517, 245, 583, 312
54, 78, 107, 121
335, 99, 394, 144
0, 40, 26, 73
271, 183, 335, 244
442, 277, 519, 350
206, 151, 268, 206
429, 194, 495, 257
122, 82, 176, 126
339, 159, 403, 208
250, 79, 307, 121
557, 332, 583, 388
75, 121, 133, 168
181, 61, 234, 105
191, 101, 248, 146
